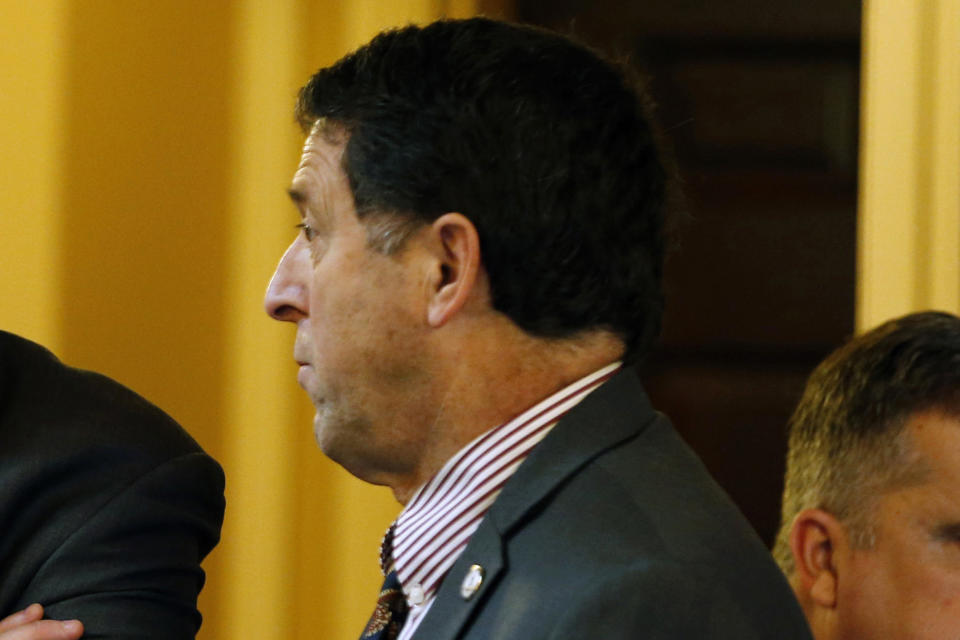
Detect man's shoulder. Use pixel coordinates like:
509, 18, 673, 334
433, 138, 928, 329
515, 378, 778, 576
421, 371, 811, 639
0, 330, 57, 377
0, 330, 203, 460
0, 331, 224, 623
507, 407, 771, 573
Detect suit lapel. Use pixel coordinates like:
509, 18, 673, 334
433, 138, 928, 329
408, 520, 505, 640
487, 368, 655, 535
411, 368, 657, 639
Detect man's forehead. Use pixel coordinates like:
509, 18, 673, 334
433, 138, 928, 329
875, 416, 960, 533
907, 410, 960, 471
288, 123, 348, 202
287, 168, 315, 206
308, 117, 348, 146
864, 410, 960, 504
299, 122, 345, 165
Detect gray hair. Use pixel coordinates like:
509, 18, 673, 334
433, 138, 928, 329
773, 311, 960, 575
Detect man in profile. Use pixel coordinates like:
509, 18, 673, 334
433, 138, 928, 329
265, 17, 811, 639
774, 310, 960, 639
0, 330, 225, 639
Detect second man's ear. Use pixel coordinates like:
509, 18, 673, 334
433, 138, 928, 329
789, 508, 843, 608
426, 212, 482, 328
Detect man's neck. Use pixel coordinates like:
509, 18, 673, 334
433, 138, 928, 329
388, 324, 624, 504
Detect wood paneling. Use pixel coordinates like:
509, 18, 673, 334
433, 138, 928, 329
517, 0, 860, 544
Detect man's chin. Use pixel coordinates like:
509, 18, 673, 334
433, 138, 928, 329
314, 426, 370, 482
312, 414, 402, 487
312, 413, 332, 452
312, 413, 355, 462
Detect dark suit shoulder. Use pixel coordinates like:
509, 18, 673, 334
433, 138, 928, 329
422, 370, 811, 639
0, 330, 203, 461
0, 330, 224, 632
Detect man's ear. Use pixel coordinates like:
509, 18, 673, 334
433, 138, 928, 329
425, 212, 481, 328
789, 508, 843, 608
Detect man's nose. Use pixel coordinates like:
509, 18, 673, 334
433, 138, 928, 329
264, 240, 308, 322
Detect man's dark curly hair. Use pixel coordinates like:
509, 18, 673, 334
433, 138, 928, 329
296, 17, 668, 362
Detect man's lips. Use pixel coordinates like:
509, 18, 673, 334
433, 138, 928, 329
296, 363, 311, 388
294, 356, 311, 386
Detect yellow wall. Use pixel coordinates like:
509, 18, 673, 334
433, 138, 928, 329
858, 0, 960, 329
0, 0, 65, 351
0, 2, 481, 640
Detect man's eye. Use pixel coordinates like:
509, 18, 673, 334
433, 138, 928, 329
295, 222, 317, 241
934, 523, 960, 544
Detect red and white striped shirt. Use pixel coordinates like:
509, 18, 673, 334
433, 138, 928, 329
384, 361, 622, 640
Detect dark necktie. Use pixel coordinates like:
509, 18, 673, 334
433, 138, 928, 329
361, 526, 409, 640
360, 569, 409, 640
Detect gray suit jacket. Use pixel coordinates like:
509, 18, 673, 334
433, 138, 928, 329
0, 331, 225, 639
414, 369, 811, 639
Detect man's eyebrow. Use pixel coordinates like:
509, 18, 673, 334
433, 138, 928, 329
287, 187, 307, 206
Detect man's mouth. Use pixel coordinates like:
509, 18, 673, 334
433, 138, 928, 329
296, 363, 311, 388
